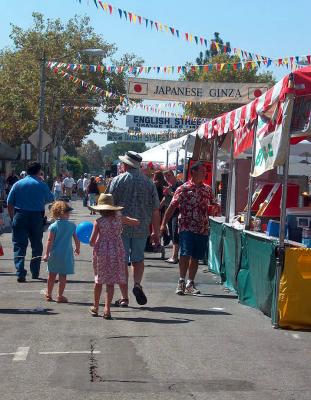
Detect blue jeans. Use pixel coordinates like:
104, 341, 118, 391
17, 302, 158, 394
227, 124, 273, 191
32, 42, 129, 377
179, 231, 208, 261
12, 210, 44, 279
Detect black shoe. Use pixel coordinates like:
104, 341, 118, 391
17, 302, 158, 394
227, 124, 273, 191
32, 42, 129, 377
17, 277, 26, 283
133, 284, 147, 305
31, 275, 39, 279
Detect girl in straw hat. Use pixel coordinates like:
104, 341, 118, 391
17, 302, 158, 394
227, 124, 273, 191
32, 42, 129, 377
89, 194, 139, 319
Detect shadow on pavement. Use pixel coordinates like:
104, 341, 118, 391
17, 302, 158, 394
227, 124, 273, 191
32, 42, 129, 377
0, 308, 58, 315
67, 279, 94, 284
68, 301, 93, 306
112, 316, 193, 324
195, 293, 238, 299
132, 306, 231, 316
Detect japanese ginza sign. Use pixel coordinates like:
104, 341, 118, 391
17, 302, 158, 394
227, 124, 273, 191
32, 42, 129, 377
127, 78, 268, 103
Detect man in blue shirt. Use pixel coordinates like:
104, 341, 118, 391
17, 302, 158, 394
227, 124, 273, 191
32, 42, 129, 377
7, 162, 54, 282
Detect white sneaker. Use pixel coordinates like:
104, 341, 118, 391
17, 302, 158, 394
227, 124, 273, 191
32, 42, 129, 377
175, 280, 186, 295
185, 281, 200, 295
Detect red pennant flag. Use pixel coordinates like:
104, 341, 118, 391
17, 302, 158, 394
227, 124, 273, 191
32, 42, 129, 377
170, 27, 175, 35
204, 65, 208, 72
307, 55, 311, 64
185, 32, 189, 41
191, 66, 196, 72
177, 66, 181, 73
128, 12, 133, 22
138, 15, 142, 24
108, 4, 113, 14
278, 58, 283, 65
200, 37, 203, 45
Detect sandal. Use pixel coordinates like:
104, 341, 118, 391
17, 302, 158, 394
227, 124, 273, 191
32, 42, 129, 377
114, 298, 129, 308
103, 312, 112, 320
44, 293, 53, 302
133, 284, 147, 306
89, 306, 99, 316
56, 295, 68, 303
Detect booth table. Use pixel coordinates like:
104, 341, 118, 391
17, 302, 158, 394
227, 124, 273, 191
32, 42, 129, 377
208, 217, 311, 328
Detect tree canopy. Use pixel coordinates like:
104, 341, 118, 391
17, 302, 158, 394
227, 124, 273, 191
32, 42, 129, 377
182, 33, 275, 119
0, 12, 142, 151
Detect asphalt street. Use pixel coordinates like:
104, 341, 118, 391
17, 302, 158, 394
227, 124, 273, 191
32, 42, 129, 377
0, 201, 310, 400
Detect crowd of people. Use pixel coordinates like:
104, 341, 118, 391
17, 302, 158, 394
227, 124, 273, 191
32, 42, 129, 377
4, 151, 219, 319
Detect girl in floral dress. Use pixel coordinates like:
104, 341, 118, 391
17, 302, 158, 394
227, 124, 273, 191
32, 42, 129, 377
89, 194, 139, 319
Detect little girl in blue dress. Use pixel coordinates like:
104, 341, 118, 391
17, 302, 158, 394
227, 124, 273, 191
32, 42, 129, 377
43, 201, 80, 302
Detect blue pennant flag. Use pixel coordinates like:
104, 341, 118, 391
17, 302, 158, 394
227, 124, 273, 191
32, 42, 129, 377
118, 9, 122, 18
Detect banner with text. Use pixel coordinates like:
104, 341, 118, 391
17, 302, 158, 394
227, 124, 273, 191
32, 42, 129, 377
126, 115, 207, 129
106, 131, 185, 143
127, 78, 268, 103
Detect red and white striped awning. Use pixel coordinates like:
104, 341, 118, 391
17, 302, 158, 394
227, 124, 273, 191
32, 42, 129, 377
197, 75, 290, 139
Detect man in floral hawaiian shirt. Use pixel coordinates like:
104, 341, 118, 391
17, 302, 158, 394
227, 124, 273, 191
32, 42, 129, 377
161, 161, 218, 295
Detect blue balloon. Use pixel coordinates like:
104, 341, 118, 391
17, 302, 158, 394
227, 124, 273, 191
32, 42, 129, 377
76, 221, 94, 244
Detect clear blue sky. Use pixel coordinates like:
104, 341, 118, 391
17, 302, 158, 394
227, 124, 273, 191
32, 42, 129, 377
1, 0, 311, 146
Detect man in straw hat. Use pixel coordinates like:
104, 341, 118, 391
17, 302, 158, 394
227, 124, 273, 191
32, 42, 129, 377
109, 151, 160, 306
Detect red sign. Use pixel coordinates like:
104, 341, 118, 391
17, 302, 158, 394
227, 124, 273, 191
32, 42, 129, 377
187, 159, 212, 186
234, 122, 254, 158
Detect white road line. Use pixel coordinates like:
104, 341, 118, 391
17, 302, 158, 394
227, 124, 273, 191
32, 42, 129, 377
39, 351, 101, 355
13, 347, 29, 361
210, 307, 225, 311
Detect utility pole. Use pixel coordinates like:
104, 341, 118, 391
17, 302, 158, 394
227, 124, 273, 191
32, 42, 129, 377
56, 106, 64, 175
37, 51, 46, 163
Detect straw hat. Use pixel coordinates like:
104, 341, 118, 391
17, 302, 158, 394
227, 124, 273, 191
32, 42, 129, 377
89, 194, 123, 211
119, 151, 142, 169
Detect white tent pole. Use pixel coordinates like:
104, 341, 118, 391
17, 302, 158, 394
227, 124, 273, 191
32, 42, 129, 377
165, 150, 169, 168
183, 139, 189, 182
211, 137, 218, 196
273, 89, 295, 328
245, 120, 258, 230
175, 149, 179, 176
225, 132, 235, 223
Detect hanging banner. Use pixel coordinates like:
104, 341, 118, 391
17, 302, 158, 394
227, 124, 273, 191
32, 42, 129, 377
126, 115, 207, 129
234, 122, 254, 158
252, 97, 292, 177
106, 131, 185, 143
127, 78, 268, 103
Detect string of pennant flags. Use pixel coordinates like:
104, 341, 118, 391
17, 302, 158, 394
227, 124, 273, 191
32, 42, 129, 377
47, 54, 308, 79
77, 0, 268, 61
48, 64, 199, 118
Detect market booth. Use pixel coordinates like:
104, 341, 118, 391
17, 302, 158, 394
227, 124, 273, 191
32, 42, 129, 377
198, 67, 311, 329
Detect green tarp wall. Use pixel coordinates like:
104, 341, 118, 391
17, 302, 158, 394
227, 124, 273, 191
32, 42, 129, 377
221, 225, 242, 293
236, 232, 277, 317
208, 219, 224, 275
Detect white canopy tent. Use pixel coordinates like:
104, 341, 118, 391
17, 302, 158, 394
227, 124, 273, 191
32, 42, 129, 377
139, 131, 198, 166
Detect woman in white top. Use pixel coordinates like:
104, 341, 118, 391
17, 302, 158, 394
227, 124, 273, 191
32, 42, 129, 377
53, 176, 63, 200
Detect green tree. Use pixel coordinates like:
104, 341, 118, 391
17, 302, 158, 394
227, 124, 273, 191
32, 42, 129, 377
64, 155, 83, 178
0, 13, 143, 150
101, 142, 147, 166
77, 139, 103, 173
183, 33, 275, 119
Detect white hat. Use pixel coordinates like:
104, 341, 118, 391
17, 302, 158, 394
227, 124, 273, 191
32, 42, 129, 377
119, 151, 142, 169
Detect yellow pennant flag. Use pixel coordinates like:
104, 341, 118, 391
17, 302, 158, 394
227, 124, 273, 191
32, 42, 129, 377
133, 14, 137, 23
189, 34, 193, 42
164, 25, 169, 33
103, 2, 108, 12
220, 63, 225, 70
159, 22, 163, 31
